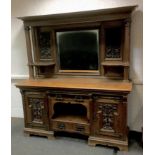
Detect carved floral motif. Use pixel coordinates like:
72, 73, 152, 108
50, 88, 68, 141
28, 98, 45, 123
98, 104, 118, 130
105, 47, 120, 58
39, 32, 52, 59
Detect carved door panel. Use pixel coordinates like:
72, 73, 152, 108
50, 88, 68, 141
33, 27, 53, 61
24, 92, 49, 130
93, 95, 126, 138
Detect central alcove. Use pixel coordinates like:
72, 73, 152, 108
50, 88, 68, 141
52, 102, 87, 120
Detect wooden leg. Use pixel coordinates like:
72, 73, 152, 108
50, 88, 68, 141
88, 136, 128, 151
88, 138, 96, 147
24, 132, 30, 137
48, 135, 55, 140
118, 146, 128, 151
24, 128, 54, 140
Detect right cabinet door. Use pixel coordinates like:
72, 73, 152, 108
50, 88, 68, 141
93, 94, 127, 139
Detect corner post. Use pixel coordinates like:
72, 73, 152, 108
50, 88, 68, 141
24, 25, 34, 79
123, 18, 131, 80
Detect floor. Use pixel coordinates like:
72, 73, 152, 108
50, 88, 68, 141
11, 118, 142, 155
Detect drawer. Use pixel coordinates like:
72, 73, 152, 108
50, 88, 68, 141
52, 121, 71, 131
73, 123, 90, 135
49, 93, 91, 104
93, 95, 123, 104
52, 120, 90, 135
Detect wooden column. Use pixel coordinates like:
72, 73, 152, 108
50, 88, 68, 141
99, 23, 105, 76
123, 19, 130, 80
124, 66, 129, 81
24, 26, 34, 79
51, 29, 58, 74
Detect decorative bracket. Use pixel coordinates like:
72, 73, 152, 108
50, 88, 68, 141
124, 18, 131, 27
24, 26, 31, 31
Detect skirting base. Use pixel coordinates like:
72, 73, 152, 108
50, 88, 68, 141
88, 136, 128, 151
24, 128, 54, 140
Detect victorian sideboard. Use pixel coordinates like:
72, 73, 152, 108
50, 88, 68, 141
16, 5, 136, 151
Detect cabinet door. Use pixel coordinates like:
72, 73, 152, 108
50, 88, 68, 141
93, 95, 126, 138
24, 92, 49, 130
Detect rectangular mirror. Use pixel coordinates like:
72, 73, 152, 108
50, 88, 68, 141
56, 29, 99, 71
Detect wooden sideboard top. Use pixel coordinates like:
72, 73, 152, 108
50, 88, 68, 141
16, 77, 132, 92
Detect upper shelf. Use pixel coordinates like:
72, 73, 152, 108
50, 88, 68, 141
29, 62, 55, 66
101, 61, 129, 67
17, 5, 137, 26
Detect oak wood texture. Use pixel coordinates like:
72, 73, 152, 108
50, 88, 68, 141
16, 77, 132, 92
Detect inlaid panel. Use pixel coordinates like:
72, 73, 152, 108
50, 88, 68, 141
105, 27, 122, 59
97, 103, 118, 131
39, 32, 52, 59
28, 97, 45, 123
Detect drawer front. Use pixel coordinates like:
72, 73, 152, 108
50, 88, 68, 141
52, 121, 90, 135
49, 92, 91, 104
73, 123, 90, 135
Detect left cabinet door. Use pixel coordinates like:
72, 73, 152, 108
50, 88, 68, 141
23, 91, 49, 130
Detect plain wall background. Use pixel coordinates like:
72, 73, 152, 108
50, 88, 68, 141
11, 0, 143, 131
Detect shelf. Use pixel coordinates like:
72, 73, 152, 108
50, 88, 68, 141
29, 62, 55, 66
101, 61, 129, 67
52, 115, 88, 124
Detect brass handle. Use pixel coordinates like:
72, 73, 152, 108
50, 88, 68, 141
41, 105, 44, 109
57, 123, 65, 130
28, 104, 32, 108
114, 112, 119, 116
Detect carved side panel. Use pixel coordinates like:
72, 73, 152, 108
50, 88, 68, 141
105, 27, 122, 59
105, 47, 120, 58
39, 32, 52, 59
24, 92, 49, 130
28, 98, 45, 124
97, 103, 118, 131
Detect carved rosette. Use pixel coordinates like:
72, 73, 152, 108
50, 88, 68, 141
105, 47, 120, 58
98, 104, 118, 130
28, 98, 45, 123
39, 32, 52, 59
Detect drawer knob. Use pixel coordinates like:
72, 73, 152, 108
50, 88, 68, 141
41, 105, 44, 109
114, 112, 119, 116
57, 123, 65, 130
28, 104, 32, 108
